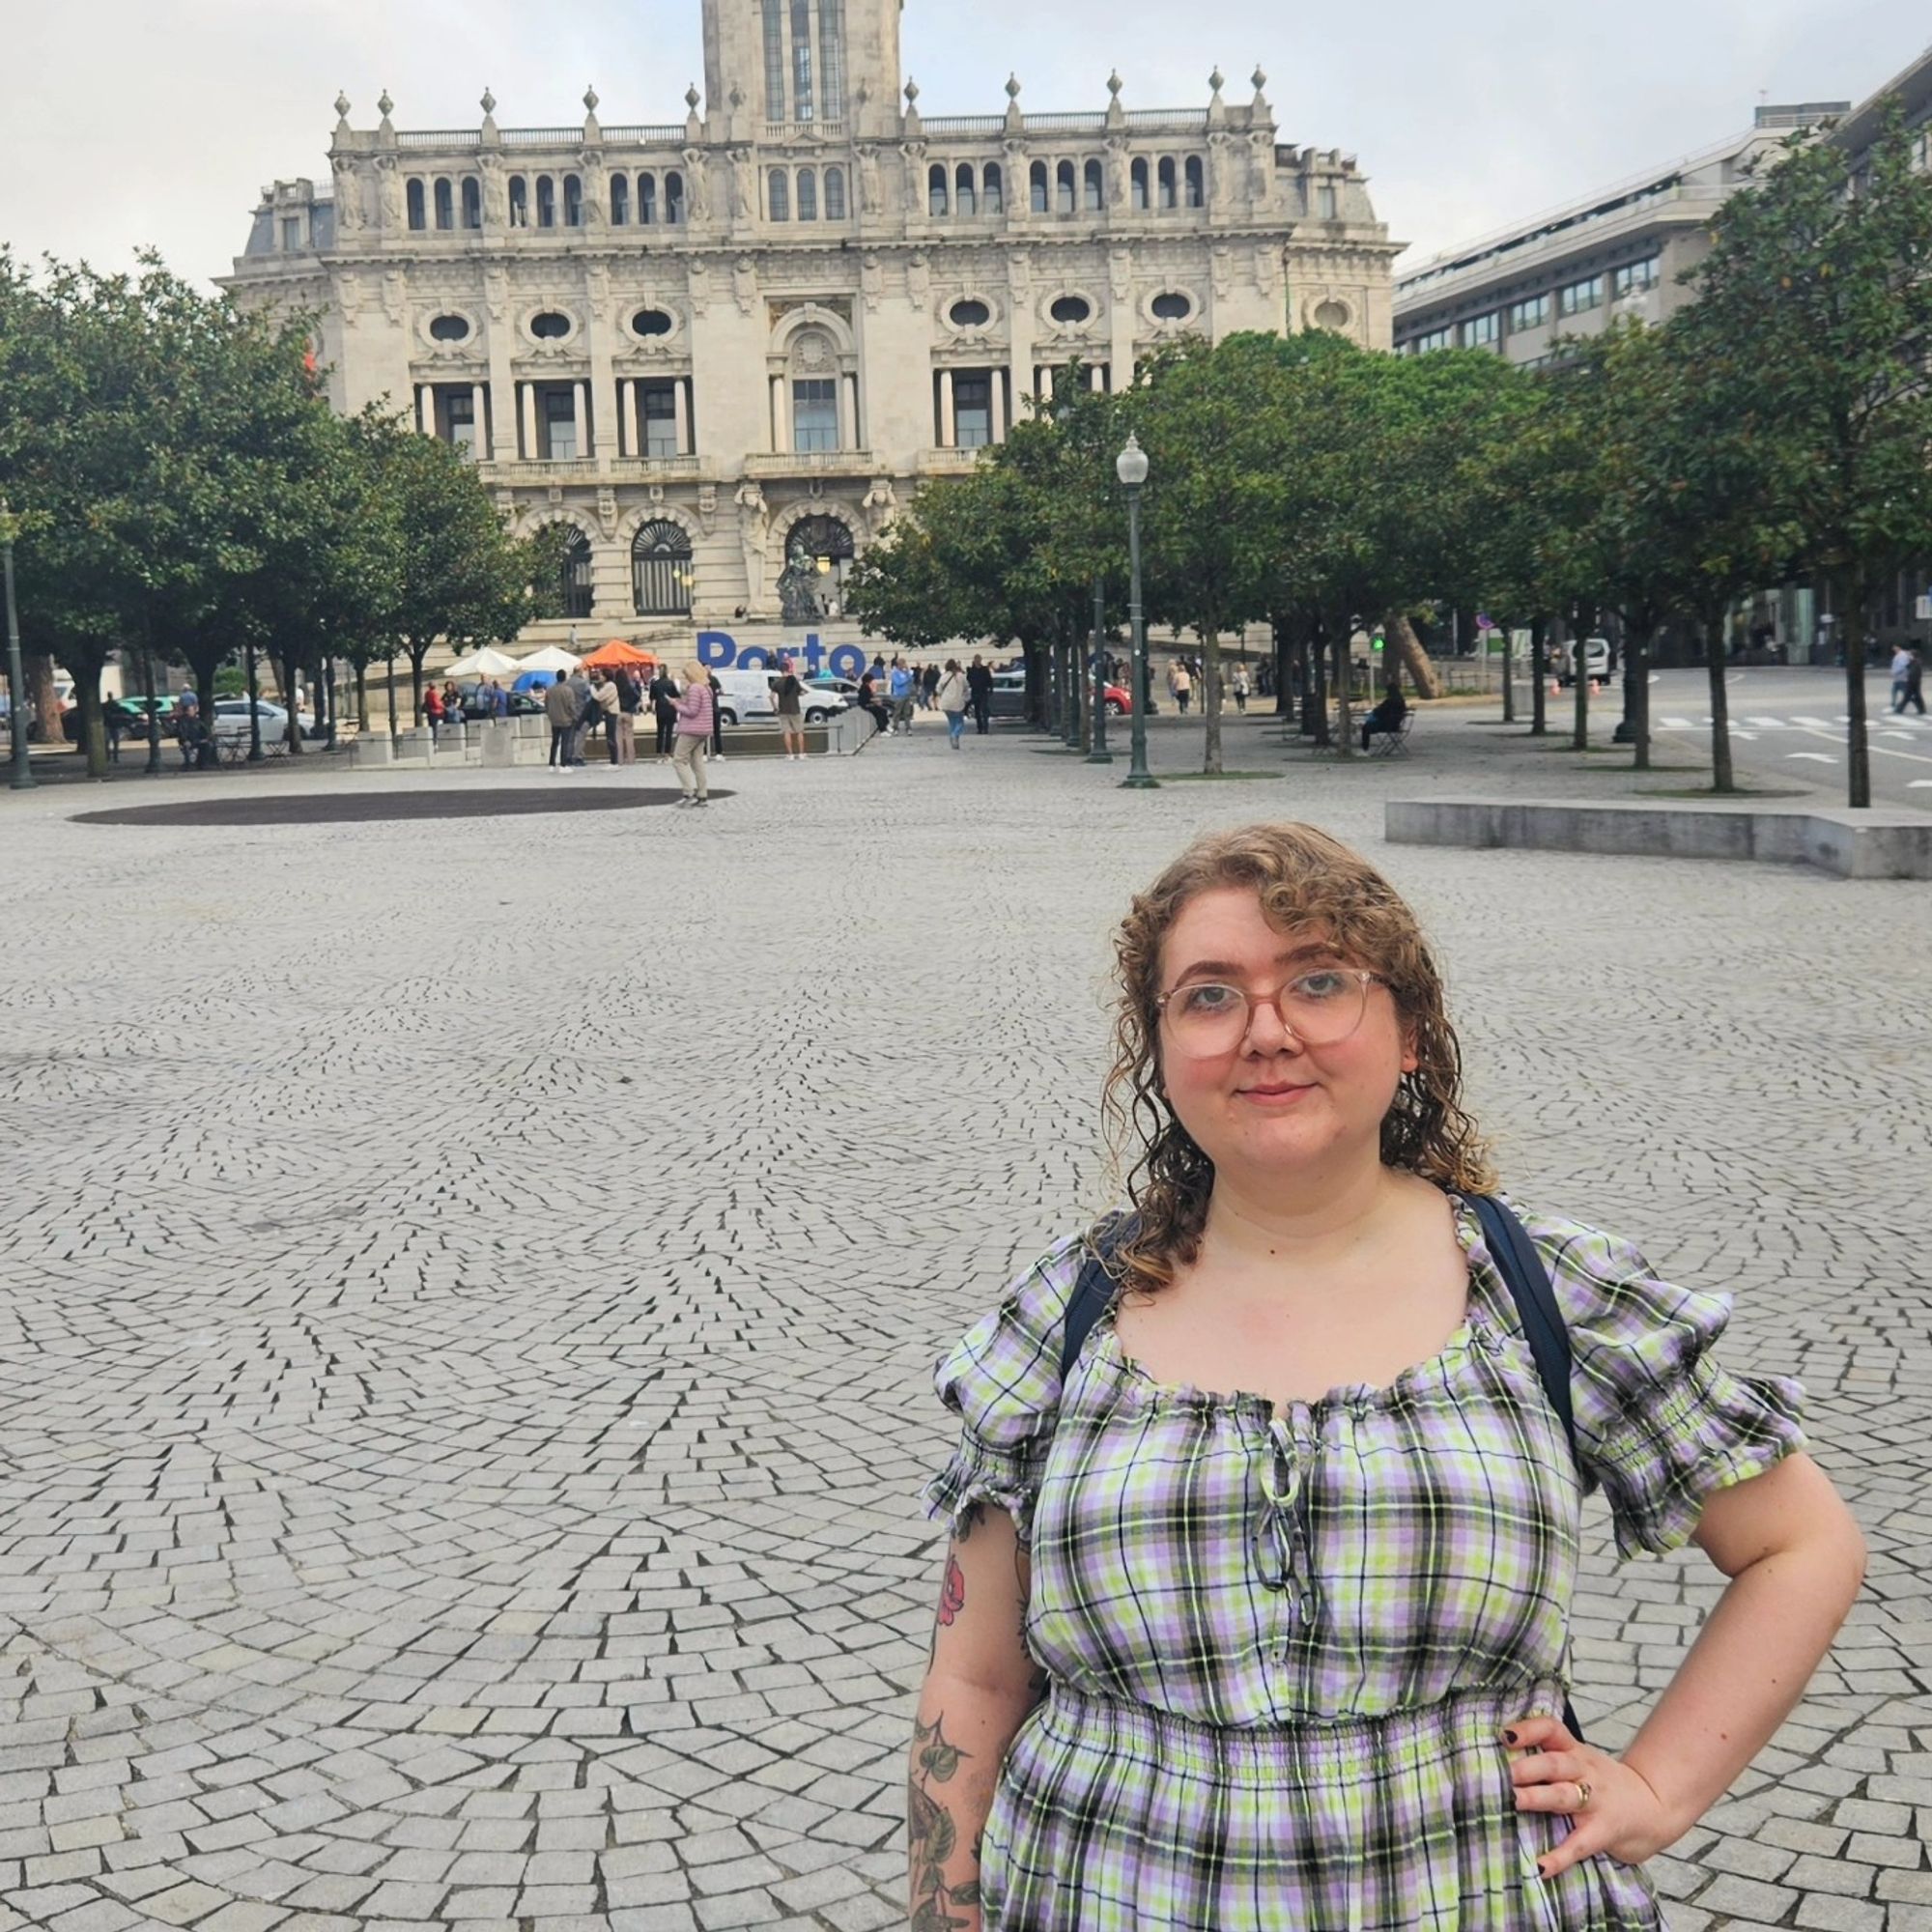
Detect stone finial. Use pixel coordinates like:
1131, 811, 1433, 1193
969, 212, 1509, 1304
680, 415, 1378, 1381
1250, 65, 1267, 98
377, 88, 394, 121
1006, 72, 1021, 100
685, 82, 700, 110
904, 76, 920, 104
481, 86, 497, 116
333, 91, 352, 123
583, 84, 599, 113
1208, 67, 1224, 96
1107, 69, 1122, 99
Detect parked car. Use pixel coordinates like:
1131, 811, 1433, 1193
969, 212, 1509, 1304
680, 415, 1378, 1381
212, 698, 316, 742
456, 684, 544, 720
1557, 637, 1618, 687
61, 696, 179, 743
713, 668, 850, 726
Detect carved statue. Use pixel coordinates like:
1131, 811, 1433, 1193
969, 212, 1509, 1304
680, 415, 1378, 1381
681, 148, 709, 222
776, 554, 820, 627
735, 480, 769, 605
858, 147, 883, 215
331, 159, 364, 235
730, 147, 756, 220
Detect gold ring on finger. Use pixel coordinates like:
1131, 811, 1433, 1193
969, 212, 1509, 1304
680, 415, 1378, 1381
1576, 1780, 1592, 1810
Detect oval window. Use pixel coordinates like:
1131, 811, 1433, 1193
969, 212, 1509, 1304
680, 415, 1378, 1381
1049, 294, 1092, 326
530, 311, 572, 339
630, 307, 673, 337
428, 314, 471, 342
948, 298, 991, 327
1151, 292, 1191, 321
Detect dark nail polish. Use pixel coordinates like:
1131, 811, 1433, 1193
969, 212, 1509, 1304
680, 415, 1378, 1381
1502, 1728, 1519, 1745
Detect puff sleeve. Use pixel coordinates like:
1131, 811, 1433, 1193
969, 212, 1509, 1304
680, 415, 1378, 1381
922, 1233, 1086, 1547
1517, 1208, 1807, 1560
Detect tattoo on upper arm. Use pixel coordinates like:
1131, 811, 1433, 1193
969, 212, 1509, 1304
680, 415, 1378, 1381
908, 1713, 980, 1930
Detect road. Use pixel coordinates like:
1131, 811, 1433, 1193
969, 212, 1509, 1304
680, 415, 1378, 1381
1636, 666, 1931, 810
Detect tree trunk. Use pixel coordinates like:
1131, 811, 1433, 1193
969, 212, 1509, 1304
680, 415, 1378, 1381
1500, 624, 1515, 724
1272, 616, 1292, 718
355, 662, 369, 731
1202, 625, 1223, 775
1631, 627, 1652, 771
1844, 576, 1870, 810
68, 643, 110, 778
1309, 619, 1331, 746
1571, 603, 1595, 751
409, 647, 429, 724
275, 653, 305, 753
1703, 608, 1735, 794
1333, 620, 1354, 758
386, 652, 400, 740
1386, 612, 1440, 699
25, 650, 59, 745
1529, 616, 1548, 736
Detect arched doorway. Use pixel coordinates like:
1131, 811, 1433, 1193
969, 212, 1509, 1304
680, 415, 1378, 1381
631, 520, 694, 615
558, 529, 594, 620
779, 515, 855, 624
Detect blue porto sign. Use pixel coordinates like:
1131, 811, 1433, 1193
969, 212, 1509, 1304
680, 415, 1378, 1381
696, 631, 870, 679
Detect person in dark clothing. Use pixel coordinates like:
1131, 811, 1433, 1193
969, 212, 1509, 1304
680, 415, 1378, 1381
1904, 648, 1926, 718
1360, 681, 1410, 752
922, 662, 941, 711
966, 655, 994, 735
858, 671, 891, 736
648, 668, 679, 756
708, 671, 725, 761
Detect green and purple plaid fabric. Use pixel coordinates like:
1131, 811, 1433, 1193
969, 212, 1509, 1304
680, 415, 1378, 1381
925, 1196, 1806, 1930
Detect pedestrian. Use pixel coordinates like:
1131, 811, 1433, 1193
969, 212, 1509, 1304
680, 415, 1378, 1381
1904, 647, 1926, 717
1232, 663, 1250, 714
103, 701, 125, 764
935, 658, 969, 749
672, 659, 714, 807
1890, 645, 1915, 714
442, 680, 463, 728
869, 652, 888, 695
593, 669, 622, 764
774, 658, 808, 760
543, 674, 581, 769
614, 667, 641, 763
911, 820, 1861, 1932
967, 654, 994, 735
891, 656, 917, 733
649, 665, 679, 757
1360, 679, 1409, 752
174, 691, 201, 769
567, 666, 595, 765
923, 662, 941, 711
1172, 661, 1192, 714
423, 682, 444, 740
488, 678, 509, 720
858, 668, 891, 738
708, 668, 725, 762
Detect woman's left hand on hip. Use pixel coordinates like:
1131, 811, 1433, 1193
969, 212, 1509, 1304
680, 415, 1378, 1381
1500, 1714, 1681, 1880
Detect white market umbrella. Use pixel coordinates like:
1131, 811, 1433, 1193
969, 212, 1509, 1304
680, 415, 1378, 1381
514, 644, 583, 673
444, 646, 521, 679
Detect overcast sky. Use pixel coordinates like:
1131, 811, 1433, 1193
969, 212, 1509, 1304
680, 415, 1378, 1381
0, 0, 1923, 290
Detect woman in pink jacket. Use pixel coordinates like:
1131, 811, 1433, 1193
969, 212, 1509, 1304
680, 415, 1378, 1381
672, 661, 714, 808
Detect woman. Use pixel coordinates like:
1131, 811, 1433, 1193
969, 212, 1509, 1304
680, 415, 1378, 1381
912, 822, 1863, 1932
935, 659, 969, 750
422, 682, 443, 739
649, 666, 680, 757
671, 659, 713, 808
592, 669, 622, 765
1361, 679, 1410, 751
858, 669, 891, 739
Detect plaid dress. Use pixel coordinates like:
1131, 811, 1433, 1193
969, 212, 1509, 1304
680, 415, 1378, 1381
924, 1195, 1807, 1931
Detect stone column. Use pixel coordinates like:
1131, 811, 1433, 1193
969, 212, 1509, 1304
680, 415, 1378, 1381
990, 369, 1008, 443
939, 368, 955, 447
843, 372, 861, 450
1089, 363, 1104, 392
672, 378, 691, 455
572, 381, 589, 461
415, 384, 432, 435
521, 382, 538, 461
613, 378, 629, 457
770, 375, 789, 452
834, 370, 852, 451
469, 384, 486, 459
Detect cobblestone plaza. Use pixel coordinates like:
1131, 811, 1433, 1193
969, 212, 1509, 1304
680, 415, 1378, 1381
0, 719, 1924, 1931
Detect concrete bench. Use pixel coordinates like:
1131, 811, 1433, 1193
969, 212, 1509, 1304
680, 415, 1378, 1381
1385, 796, 1932, 881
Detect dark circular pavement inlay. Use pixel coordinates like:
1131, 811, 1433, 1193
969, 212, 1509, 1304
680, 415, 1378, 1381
72, 787, 728, 828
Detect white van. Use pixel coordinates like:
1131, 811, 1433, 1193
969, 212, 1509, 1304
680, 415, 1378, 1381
711, 668, 849, 726
1558, 637, 1617, 687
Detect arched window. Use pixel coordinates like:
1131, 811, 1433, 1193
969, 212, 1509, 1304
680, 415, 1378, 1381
508, 176, 528, 226
1056, 160, 1075, 214
535, 175, 555, 227
768, 168, 790, 220
1157, 156, 1177, 210
824, 165, 847, 219
1184, 156, 1205, 208
632, 520, 694, 616
563, 175, 582, 226
639, 173, 657, 223
1130, 157, 1149, 211
784, 515, 857, 611
666, 172, 686, 222
1030, 161, 1049, 213
406, 180, 426, 230
559, 529, 593, 620
983, 162, 1003, 213
433, 180, 453, 230
797, 167, 817, 220
611, 175, 630, 224
928, 163, 948, 216
1084, 158, 1104, 212
461, 178, 482, 228
956, 163, 976, 215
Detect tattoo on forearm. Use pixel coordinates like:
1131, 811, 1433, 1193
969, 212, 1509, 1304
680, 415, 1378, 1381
908, 1713, 980, 1931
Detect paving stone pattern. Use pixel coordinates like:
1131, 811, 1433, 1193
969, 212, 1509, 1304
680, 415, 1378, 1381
0, 713, 1922, 1931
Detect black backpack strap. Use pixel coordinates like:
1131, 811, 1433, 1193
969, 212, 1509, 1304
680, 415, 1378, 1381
1468, 1192, 1587, 1743
1060, 1215, 1135, 1385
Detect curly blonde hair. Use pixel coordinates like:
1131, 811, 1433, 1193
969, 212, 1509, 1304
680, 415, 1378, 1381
1096, 822, 1495, 1293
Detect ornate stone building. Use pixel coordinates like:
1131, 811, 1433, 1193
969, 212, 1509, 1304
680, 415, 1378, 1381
222, 0, 1398, 651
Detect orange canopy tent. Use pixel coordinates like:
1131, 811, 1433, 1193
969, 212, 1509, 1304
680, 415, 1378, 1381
580, 639, 660, 671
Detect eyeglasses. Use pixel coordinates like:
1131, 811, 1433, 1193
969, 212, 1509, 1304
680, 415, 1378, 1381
1154, 968, 1385, 1059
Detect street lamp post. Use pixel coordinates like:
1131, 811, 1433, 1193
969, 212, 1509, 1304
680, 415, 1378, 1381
1116, 436, 1155, 789
1087, 574, 1112, 763
0, 499, 33, 791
